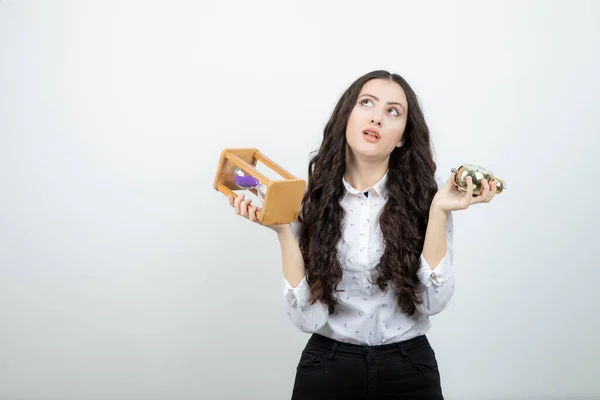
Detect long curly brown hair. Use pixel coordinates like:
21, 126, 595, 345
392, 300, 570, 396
297, 70, 438, 316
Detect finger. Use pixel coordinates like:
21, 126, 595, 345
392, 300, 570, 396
240, 199, 251, 218
233, 193, 245, 214
228, 194, 234, 207
249, 205, 260, 222
487, 179, 497, 202
478, 179, 490, 203
474, 178, 490, 204
481, 179, 492, 203
463, 176, 473, 208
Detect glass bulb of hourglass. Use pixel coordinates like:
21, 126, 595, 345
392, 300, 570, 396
232, 167, 267, 200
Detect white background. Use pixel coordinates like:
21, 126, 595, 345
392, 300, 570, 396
1, 1, 599, 399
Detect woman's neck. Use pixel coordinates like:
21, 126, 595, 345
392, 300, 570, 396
344, 150, 389, 192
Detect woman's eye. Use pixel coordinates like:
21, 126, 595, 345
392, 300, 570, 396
360, 99, 373, 107
389, 108, 399, 117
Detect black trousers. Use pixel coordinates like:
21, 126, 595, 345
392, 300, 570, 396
291, 334, 444, 400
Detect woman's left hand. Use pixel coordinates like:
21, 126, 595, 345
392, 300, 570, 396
432, 173, 497, 213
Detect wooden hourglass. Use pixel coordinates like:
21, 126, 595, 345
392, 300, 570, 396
213, 148, 306, 225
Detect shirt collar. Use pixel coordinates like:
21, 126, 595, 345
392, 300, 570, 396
342, 171, 389, 201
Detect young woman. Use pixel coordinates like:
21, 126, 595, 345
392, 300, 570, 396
228, 70, 496, 399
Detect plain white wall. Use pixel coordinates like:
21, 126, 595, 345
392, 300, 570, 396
1, 1, 599, 399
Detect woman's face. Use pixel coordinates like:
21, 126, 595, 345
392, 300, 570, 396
345, 78, 408, 161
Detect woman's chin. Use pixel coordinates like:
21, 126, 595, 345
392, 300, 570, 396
348, 144, 387, 161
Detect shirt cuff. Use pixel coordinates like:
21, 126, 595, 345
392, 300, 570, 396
417, 250, 451, 287
283, 275, 310, 307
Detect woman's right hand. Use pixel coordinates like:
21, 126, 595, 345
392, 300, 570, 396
227, 193, 291, 235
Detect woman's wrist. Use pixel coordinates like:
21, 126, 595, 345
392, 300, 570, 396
429, 200, 449, 220
274, 223, 293, 238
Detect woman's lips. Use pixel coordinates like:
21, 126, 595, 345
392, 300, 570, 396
363, 131, 380, 142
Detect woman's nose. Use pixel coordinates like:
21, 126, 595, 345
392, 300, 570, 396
370, 118, 382, 126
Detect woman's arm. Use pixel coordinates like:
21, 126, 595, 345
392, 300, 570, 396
422, 206, 449, 270
279, 223, 329, 332
415, 209, 455, 316
415, 173, 498, 316
227, 194, 329, 331
278, 225, 306, 287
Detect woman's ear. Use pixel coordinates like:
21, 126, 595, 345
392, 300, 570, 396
395, 139, 404, 148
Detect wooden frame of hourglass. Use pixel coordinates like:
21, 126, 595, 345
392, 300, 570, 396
213, 148, 306, 225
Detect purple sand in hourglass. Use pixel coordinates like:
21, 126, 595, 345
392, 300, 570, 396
234, 174, 260, 189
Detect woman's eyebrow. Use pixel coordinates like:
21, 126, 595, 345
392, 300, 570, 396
360, 93, 406, 112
